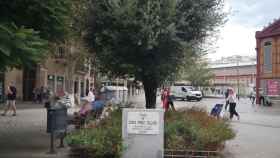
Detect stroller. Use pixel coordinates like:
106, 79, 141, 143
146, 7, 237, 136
210, 104, 223, 119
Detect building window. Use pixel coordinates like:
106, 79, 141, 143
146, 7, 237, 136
55, 47, 65, 59
56, 76, 64, 96
263, 41, 272, 73
47, 75, 55, 93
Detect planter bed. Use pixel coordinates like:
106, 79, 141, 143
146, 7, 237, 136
69, 148, 220, 158
66, 106, 235, 158
68, 145, 116, 158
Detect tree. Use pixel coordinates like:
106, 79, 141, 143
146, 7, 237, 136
0, 0, 72, 70
61, 0, 92, 95
0, 23, 48, 70
86, 0, 225, 108
180, 57, 214, 87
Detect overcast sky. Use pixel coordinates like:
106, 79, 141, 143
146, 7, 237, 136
209, 0, 280, 60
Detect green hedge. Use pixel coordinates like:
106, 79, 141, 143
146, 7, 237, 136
65, 109, 123, 158
165, 107, 235, 150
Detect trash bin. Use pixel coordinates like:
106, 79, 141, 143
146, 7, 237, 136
46, 104, 68, 154
47, 107, 68, 133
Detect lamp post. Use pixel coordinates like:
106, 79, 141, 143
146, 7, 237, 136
237, 60, 240, 99
235, 56, 241, 100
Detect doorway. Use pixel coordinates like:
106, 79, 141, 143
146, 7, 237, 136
0, 72, 4, 103
23, 66, 36, 101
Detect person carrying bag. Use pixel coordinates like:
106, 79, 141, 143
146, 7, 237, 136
227, 89, 240, 120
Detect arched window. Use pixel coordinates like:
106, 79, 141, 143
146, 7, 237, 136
263, 41, 272, 73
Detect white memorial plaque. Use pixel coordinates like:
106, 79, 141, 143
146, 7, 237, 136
127, 111, 160, 135
123, 109, 164, 158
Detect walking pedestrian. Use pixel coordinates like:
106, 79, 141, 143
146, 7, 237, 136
167, 88, 176, 111
224, 89, 229, 110
161, 88, 169, 112
39, 86, 44, 103
251, 91, 256, 105
2, 82, 17, 116
227, 89, 240, 120
34, 88, 40, 103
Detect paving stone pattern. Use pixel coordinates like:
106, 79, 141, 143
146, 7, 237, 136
0, 107, 69, 158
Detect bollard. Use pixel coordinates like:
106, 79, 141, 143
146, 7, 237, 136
47, 110, 56, 154
49, 130, 56, 154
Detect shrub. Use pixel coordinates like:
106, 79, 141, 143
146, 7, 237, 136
66, 106, 235, 157
164, 107, 235, 150
65, 109, 123, 158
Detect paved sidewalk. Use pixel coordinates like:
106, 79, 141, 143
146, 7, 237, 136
0, 108, 69, 158
221, 103, 280, 158
2, 96, 280, 158
0, 101, 44, 110
0, 95, 144, 158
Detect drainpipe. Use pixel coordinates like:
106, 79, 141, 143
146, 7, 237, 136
256, 39, 261, 104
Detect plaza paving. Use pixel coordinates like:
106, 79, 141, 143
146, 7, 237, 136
0, 95, 280, 157
173, 97, 280, 158
0, 106, 69, 158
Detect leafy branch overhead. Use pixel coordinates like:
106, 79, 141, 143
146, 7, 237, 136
0, 0, 72, 70
0, 23, 48, 70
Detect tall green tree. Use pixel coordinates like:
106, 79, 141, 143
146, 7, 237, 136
180, 57, 214, 87
87, 0, 225, 108
0, 0, 71, 70
62, 0, 92, 95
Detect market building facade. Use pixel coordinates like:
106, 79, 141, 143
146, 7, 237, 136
256, 19, 280, 104
208, 56, 256, 97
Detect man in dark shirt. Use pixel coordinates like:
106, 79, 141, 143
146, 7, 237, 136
2, 82, 17, 116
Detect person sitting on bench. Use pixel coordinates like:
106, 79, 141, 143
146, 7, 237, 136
91, 95, 105, 119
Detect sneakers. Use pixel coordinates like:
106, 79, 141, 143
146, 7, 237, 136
1, 113, 16, 116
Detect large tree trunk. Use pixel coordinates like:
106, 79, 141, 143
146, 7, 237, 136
143, 79, 158, 109
65, 61, 77, 107
65, 62, 76, 93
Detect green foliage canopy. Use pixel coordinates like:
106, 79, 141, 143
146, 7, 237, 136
86, 0, 225, 107
180, 57, 214, 87
0, 0, 71, 70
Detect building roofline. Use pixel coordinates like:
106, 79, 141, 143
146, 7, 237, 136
210, 63, 256, 69
256, 18, 280, 39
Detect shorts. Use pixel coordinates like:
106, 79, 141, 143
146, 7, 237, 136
6, 100, 16, 107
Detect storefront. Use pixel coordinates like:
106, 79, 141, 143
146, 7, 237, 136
260, 79, 280, 96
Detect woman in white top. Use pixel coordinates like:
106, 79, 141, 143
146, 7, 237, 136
227, 89, 240, 120
87, 88, 95, 102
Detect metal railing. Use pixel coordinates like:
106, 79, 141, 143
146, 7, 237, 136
164, 149, 220, 158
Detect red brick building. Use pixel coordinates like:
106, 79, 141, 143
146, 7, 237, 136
256, 19, 280, 104
209, 56, 256, 96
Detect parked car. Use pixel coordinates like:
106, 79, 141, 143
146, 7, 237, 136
170, 86, 202, 101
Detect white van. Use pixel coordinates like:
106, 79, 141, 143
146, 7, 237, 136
170, 85, 202, 101
100, 85, 128, 104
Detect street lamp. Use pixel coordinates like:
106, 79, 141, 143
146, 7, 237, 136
235, 56, 241, 100
237, 60, 240, 99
